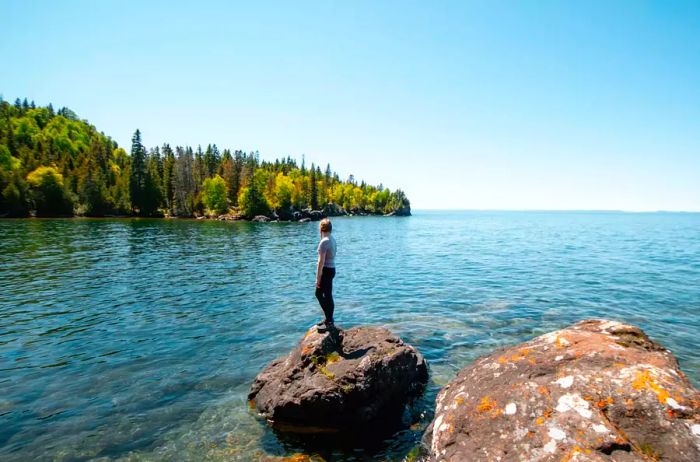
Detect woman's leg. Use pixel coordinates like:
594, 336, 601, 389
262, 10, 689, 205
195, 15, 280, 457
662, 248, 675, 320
315, 285, 327, 319
323, 268, 335, 323
315, 268, 335, 323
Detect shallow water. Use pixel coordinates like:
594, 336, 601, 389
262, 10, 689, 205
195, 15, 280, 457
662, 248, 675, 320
1, 211, 699, 461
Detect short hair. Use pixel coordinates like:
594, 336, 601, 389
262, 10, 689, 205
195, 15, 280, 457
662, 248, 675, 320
320, 218, 332, 232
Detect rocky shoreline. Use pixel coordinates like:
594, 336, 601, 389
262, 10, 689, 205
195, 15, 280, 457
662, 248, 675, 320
250, 319, 700, 461
199, 202, 411, 223
2, 202, 412, 221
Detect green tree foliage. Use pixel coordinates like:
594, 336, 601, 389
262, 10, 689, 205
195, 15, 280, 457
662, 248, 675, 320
128, 129, 147, 214
161, 144, 175, 210
237, 169, 270, 218
26, 166, 73, 216
172, 147, 195, 217
0, 144, 29, 216
0, 96, 411, 218
202, 175, 229, 214
309, 162, 318, 210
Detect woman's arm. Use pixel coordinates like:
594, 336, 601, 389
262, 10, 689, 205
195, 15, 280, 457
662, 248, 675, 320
316, 250, 326, 288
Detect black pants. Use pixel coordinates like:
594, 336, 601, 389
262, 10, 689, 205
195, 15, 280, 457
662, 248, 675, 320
315, 267, 336, 322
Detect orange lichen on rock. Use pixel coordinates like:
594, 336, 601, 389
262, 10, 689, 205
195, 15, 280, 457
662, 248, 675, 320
560, 446, 583, 462
279, 454, 325, 462
509, 348, 532, 362
596, 397, 614, 409
476, 396, 497, 413
536, 408, 553, 425
475, 396, 503, 417
301, 343, 314, 356
632, 369, 670, 405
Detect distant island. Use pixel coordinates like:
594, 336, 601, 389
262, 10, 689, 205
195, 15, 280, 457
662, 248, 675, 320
0, 97, 410, 220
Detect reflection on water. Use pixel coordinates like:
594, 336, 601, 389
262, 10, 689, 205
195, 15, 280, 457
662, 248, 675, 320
1, 212, 699, 461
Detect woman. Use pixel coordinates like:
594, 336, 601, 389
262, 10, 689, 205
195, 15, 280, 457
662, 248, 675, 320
315, 218, 337, 332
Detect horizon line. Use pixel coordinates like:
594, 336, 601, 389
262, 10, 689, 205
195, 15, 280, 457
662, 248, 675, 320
411, 208, 700, 214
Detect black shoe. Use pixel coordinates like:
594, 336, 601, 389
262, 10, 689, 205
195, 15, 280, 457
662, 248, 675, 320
317, 319, 335, 333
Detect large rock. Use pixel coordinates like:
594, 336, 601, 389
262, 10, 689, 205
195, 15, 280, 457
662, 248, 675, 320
394, 204, 411, 216
423, 319, 700, 461
300, 208, 324, 221
249, 325, 428, 432
323, 202, 347, 217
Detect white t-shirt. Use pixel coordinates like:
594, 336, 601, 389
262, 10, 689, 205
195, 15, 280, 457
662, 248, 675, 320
317, 235, 337, 268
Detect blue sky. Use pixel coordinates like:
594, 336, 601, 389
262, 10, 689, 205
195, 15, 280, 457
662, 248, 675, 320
2, 1, 699, 211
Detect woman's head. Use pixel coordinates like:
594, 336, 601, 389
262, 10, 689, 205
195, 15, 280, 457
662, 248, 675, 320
320, 218, 332, 233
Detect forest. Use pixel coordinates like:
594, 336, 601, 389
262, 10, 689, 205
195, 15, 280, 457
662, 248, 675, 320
0, 97, 410, 219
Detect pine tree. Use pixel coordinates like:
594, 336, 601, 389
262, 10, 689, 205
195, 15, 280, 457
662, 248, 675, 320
204, 144, 220, 177
172, 146, 195, 216
161, 144, 175, 211
129, 129, 147, 215
310, 162, 318, 210
141, 153, 163, 216
325, 163, 332, 186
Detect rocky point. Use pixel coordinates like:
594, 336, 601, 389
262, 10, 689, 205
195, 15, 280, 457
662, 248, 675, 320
249, 324, 428, 434
423, 319, 700, 461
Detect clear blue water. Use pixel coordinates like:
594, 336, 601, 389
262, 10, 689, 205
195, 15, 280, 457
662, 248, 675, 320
1, 211, 699, 461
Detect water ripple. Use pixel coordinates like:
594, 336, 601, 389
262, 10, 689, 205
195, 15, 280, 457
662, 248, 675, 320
0, 212, 699, 461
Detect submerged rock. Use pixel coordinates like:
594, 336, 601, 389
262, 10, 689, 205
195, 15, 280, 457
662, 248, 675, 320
249, 325, 428, 433
423, 319, 700, 461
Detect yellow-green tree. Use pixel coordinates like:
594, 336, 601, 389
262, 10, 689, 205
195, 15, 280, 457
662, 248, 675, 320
202, 174, 228, 214
26, 165, 73, 216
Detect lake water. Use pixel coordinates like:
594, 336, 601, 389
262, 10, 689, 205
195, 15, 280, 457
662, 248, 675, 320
1, 211, 699, 461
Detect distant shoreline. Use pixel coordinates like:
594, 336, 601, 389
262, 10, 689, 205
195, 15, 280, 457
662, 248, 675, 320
411, 209, 700, 214
0, 210, 411, 222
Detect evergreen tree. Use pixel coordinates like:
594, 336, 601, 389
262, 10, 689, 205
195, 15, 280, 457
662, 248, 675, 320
78, 139, 111, 216
161, 144, 175, 211
129, 129, 147, 214
141, 153, 163, 216
172, 146, 195, 216
204, 144, 220, 177
237, 166, 269, 218
310, 162, 318, 210
80, 163, 110, 216
325, 163, 332, 187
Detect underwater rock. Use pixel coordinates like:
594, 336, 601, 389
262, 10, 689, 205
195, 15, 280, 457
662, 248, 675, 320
249, 325, 428, 432
423, 319, 700, 461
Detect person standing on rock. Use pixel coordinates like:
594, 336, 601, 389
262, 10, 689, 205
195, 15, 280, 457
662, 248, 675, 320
315, 218, 337, 332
